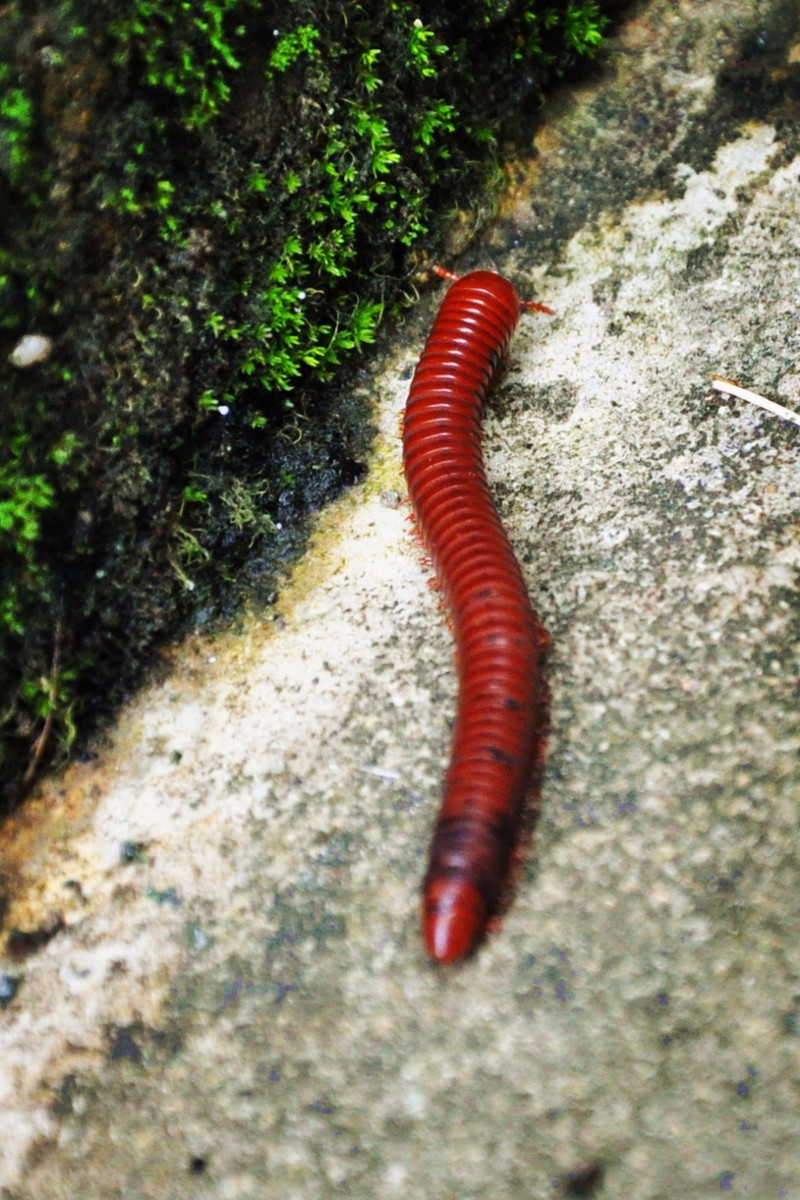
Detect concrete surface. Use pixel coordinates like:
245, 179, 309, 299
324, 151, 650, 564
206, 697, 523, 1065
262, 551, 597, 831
1, 1, 799, 1197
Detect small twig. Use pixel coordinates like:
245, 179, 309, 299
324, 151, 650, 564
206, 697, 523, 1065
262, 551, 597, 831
711, 375, 800, 428
22, 618, 63, 789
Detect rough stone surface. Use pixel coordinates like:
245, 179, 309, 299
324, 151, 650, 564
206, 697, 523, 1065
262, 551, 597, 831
2, 2, 799, 1197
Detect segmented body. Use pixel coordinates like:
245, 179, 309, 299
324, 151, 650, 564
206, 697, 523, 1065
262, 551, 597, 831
402, 269, 549, 963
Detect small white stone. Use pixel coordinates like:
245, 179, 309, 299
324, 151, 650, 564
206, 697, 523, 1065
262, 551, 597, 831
8, 333, 53, 367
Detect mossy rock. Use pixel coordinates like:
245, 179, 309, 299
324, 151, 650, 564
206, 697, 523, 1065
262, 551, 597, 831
0, 1, 612, 807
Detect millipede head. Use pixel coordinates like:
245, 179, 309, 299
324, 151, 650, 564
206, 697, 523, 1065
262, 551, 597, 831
432, 263, 554, 316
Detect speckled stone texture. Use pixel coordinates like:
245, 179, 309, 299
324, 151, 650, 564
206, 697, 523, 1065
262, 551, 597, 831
1, 1, 799, 1197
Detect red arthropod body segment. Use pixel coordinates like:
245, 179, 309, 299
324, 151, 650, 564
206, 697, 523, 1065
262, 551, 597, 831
402, 269, 550, 963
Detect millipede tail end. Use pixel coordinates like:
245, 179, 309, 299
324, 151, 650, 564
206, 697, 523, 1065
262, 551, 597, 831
423, 877, 488, 963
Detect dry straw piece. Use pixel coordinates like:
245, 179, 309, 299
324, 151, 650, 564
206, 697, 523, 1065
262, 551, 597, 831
711, 375, 800, 428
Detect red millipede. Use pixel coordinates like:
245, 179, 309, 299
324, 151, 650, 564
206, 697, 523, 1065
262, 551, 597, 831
402, 266, 552, 963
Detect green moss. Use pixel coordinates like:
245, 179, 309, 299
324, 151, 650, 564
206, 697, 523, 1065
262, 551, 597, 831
109, 0, 258, 129
556, 3, 608, 56
0, 432, 55, 637
267, 23, 320, 75
0, 64, 37, 186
